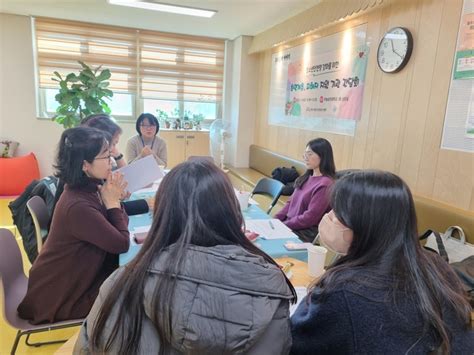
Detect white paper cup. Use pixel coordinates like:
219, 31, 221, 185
307, 245, 328, 278
237, 191, 251, 211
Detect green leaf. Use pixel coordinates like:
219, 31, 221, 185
102, 89, 114, 97
53, 71, 63, 80
97, 69, 111, 82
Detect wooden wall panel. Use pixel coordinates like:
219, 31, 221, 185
252, 0, 473, 211
398, 0, 445, 187
416, 0, 463, 197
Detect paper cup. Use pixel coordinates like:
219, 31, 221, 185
307, 245, 328, 278
237, 191, 251, 211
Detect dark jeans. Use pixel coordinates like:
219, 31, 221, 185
293, 227, 318, 243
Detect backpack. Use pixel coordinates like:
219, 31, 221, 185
271, 166, 300, 196
8, 176, 58, 263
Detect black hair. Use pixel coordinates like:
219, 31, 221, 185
294, 138, 336, 189
54, 127, 110, 188
135, 113, 159, 136
91, 160, 296, 354
81, 114, 122, 138
315, 170, 471, 353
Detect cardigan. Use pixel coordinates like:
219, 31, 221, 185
290, 270, 474, 354
18, 179, 130, 324
275, 175, 333, 231
125, 135, 167, 166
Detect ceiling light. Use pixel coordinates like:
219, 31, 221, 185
108, 0, 217, 18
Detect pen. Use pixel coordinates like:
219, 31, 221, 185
269, 220, 275, 229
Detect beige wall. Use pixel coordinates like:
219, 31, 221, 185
254, 0, 474, 211
0, 13, 144, 176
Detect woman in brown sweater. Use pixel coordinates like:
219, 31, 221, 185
18, 127, 130, 324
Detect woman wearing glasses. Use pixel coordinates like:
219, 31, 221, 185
125, 113, 167, 166
275, 138, 336, 243
18, 127, 130, 324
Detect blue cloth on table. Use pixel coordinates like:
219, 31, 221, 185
120, 203, 307, 265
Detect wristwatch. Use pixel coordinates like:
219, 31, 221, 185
114, 153, 124, 161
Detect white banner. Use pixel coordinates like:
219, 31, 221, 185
268, 24, 369, 136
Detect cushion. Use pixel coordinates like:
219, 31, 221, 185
0, 153, 40, 196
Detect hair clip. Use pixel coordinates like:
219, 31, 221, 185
65, 137, 73, 148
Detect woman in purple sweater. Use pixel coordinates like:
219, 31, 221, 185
275, 138, 335, 242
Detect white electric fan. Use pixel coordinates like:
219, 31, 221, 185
209, 119, 230, 170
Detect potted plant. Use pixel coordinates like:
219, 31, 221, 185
192, 113, 205, 130
156, 109, 171, 129
182, 110, 193, 130
52, 61, 113, 129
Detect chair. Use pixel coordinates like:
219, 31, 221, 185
0, 228, 83, 355
26, 196, 50, 253
251, 178, 284, 214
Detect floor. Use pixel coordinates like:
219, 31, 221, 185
1, 198, 79, 355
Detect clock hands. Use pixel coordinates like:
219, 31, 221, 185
390, 39, 404, 59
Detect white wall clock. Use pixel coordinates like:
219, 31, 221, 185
377, 27, 413, 73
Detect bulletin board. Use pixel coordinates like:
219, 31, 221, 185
441, 0, 474, 152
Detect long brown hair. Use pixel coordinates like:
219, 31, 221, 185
314, 170, 471, 352
91, 160, 296, 354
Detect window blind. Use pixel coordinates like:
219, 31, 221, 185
35, 17, 225, 103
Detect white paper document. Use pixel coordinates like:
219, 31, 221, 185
290, 286, 308, 316
133, 225, 151, 233
245, 219, 297, 239
116, 155, 164, 193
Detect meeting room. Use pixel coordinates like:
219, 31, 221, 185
0, 0, 473, 354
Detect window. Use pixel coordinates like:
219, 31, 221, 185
34, 17, 225, 122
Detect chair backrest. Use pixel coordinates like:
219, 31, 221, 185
0, 228, 28, 328
251, 178, 284, 214
187, 155, 215, 164
26, 196, 50, 253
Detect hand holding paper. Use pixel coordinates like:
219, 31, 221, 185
116, 155, 164, 193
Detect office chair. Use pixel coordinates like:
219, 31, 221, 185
0, 228, 83, 354
26, 196, 50, 253
251, 178, 284, 214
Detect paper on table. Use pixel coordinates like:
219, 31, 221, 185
133, 225, 151, 233
245, 219, 298, 239
116, 155, 164, 193
290, 286, 308, 316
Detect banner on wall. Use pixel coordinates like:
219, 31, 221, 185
453, 12, 474, 80
441, 0, 474, 152
268, 24, 369, 136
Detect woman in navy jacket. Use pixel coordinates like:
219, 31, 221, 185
291, 171, 473, 354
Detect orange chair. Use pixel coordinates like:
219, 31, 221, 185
0, 153, 40, 196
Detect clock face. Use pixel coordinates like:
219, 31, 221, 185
377, 27, 413, 73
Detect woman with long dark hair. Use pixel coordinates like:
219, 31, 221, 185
75, 160, 296, 354
275, 138, 336, 242
18, 127, 130, 324
291, 171, 473, 354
